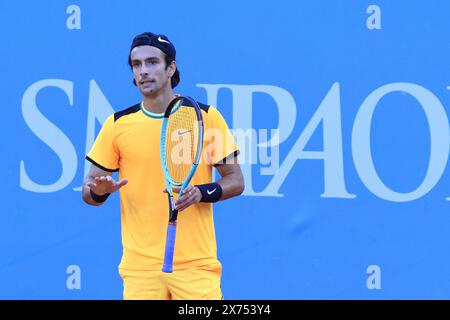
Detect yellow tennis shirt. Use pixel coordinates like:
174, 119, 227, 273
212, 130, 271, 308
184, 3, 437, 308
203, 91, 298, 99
86, 101, 239, 271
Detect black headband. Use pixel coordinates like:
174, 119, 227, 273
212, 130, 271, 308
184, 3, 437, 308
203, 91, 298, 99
130, 32, 176, 60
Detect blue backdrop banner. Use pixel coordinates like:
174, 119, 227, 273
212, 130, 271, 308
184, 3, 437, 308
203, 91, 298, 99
1, 0, 450, 299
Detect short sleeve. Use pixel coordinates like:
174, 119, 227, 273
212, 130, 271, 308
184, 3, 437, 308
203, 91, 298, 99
86, 114, 119, 172
203, 106, 239, 167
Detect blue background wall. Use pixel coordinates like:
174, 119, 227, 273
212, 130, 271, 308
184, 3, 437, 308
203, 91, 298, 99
2, 0, 450, 299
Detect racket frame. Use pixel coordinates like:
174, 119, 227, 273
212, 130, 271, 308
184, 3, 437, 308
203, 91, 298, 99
160, 96, 204, 272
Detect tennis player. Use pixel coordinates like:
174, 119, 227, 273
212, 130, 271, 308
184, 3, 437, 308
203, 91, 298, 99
81, 32, 244, 300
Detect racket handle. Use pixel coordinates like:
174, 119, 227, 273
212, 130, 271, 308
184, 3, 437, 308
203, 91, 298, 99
162, 223, 177, 273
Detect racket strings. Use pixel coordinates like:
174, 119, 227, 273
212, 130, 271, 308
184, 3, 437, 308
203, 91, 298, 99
165, 105, 200, 184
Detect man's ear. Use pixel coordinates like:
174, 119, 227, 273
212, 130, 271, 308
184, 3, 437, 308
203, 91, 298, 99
168, 60, 177, 77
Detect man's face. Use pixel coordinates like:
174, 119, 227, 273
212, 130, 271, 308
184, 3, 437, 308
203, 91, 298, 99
130, 45, 175, 96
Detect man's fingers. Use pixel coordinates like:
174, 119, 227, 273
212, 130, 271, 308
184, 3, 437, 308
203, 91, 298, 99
176, 196, 193, 211
184, 185, 194, 194
175, 192, 194, 211
175, 199, 188, 211
86, 182, 96, 188
172, 187, 181, 194
175, 198, 187, 208
116, 178, 128, 189
90, 176, 128, 193
95, 176, 107, 183
169, 185, 198, 210
175, 186, 202, 211
171, 185, 195, 195
94, 176, 116, 184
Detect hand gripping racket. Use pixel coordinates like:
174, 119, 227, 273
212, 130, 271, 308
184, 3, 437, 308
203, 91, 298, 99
160, 96, 204, 273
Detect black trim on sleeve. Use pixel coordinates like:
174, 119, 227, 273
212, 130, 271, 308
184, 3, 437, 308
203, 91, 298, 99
213, 150, 240, 167
85, 156, 119, 172
197, 101, 210, 113
114, 103, 141, 122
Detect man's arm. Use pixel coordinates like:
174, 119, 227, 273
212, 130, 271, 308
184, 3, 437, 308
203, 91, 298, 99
82, 164, 128, 206
173, 156, 244, 211
215, 161, 245, 201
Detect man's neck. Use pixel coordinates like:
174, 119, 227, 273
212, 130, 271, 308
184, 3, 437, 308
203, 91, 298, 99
142, 89, 176, 114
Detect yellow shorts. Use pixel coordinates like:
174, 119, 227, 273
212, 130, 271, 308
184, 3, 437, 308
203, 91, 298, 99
119, 263, 223, 300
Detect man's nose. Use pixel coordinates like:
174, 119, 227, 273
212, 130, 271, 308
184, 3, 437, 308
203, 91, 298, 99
139, 64, 149, 76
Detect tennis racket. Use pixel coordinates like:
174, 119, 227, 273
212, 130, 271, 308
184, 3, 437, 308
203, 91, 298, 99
160, 96, 204, 273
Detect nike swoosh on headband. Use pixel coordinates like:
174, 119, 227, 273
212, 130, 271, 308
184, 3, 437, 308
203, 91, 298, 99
158, 36, 170, 44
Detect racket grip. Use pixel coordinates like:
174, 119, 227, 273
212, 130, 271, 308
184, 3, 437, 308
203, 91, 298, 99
162, 224, 177, 273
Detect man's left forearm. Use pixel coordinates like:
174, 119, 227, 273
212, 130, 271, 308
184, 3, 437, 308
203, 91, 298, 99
215, 162, 245, 201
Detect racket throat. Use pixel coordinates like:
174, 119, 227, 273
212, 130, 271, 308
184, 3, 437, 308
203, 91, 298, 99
167, 194, 179, 222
